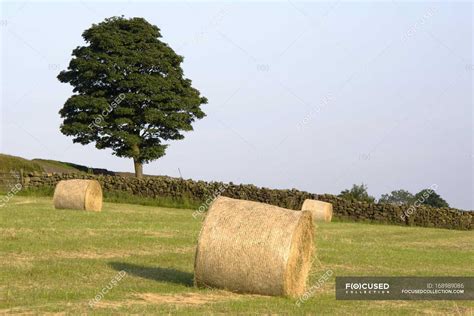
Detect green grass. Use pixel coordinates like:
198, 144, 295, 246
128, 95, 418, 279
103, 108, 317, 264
15, 187, 202, 210
15, 186, 55, 197
0, 154, 90, 174
32, 159, 87, 174
0, 196, 473, 315
103, 190, 202, 210
0, 154, 43, 173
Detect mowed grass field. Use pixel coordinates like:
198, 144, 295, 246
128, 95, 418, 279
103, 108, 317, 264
0, 196, 473, 315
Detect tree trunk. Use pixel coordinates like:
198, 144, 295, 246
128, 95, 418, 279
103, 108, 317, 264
134, 159, 143, 179
132, 144, 143, 178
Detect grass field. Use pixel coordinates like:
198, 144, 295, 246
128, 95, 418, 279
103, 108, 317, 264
0, 196, 473, 315
17, 187, 202, 210
31, 159, 86, 174
0, 154, 88, 174
0, 154, 43, 173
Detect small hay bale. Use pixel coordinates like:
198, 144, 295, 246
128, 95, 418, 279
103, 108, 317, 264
194, 196, 314, 297
301, 199, 333, 222
53, 179, 103, 212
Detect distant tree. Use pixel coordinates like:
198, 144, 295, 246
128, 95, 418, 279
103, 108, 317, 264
339, 183, 375, 203
379, 189, 414, 205
414, 189, 449, 208
57, 16, 207, 178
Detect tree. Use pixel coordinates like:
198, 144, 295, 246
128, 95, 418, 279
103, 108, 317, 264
339, 183, 375, 203
379, 189, 414, 205
414, 189, 449, 208
58, 16, 207, 178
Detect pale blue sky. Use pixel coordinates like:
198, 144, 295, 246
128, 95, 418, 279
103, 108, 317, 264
1, 1, 472, 209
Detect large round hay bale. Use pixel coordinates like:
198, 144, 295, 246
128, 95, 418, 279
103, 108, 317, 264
53, 179, 103, 212
302, 199, 333, 222
194, 197, 314, 297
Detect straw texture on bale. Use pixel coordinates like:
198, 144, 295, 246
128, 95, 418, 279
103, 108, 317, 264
194, 197, 314, 297
302, 199, 333, 222
53, 179, 103, 212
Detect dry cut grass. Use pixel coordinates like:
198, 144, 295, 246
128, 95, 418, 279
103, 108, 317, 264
0, 196, 473, 315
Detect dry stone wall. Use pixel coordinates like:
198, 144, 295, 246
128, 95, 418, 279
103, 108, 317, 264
23, 172, 472, 230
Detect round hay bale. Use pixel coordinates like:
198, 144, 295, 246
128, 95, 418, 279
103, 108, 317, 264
302, 199, 333, 222
53, 179, 103, 212
194, 196, 314, 297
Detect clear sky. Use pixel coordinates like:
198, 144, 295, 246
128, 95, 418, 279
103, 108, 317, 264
1, 1, 472, 209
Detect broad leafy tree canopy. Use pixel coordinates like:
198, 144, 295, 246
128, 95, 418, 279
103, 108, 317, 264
58, 16, 207, 176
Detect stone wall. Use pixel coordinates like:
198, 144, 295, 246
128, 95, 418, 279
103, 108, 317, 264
23, 172, 472, 230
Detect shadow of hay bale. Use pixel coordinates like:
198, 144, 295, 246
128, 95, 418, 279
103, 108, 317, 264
109, 262, 193, 286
